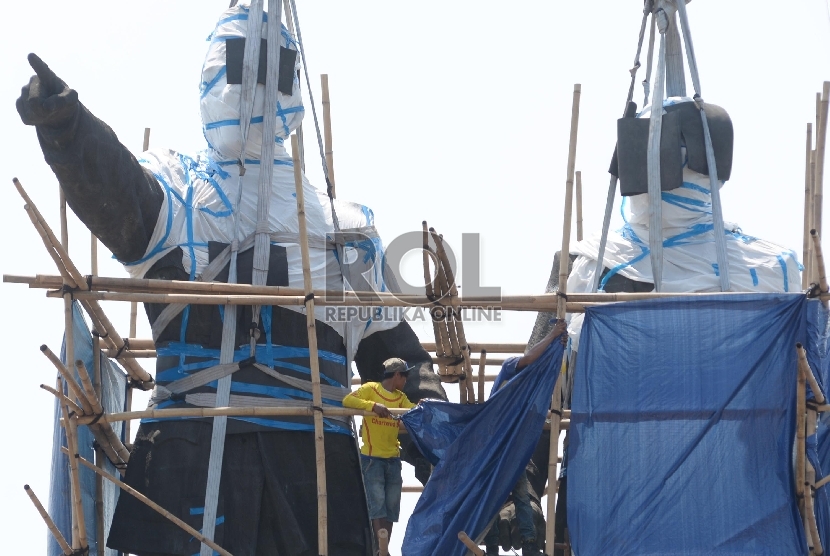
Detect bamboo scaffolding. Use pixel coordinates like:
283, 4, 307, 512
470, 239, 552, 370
24, 485, 73, 556
546, 83, 581, 556
292, 134, 329, 555
805, 123, 815, 290
321, 74, 336, 197
65, 448, 232, 556
12, 179, 154, 387
75, 360, 131, 463
457, 531, 484, 556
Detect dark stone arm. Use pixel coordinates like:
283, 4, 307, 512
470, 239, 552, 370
17, 54, 163, 263
34, 103, 163, 263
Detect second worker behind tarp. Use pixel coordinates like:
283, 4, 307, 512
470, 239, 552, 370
485, 321, 567, 556
343, 358, 418, 552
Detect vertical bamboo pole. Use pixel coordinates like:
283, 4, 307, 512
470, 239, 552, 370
130, 129, 150, 339
546, 83, 581, 556
59, 187, 68, 251
478, 350, 486, 403
24, 485, 73, 556
806, 408, 825, 555
805, 124, 815, 289
90, 234, 98, 276
321, 74, 336, 198
94, 445, 105, 555
796, 343, 807, 516
811, 230, 829, 295
575, 171, 583, 242
378, 528, 389, 556
291, 134, 328, 555
815, 84, 830, 249
61, 402, 87, 550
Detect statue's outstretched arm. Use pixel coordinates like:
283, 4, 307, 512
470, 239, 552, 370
17, 53, 163, 263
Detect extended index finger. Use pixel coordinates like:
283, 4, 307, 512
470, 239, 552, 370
27, 53, 61, 93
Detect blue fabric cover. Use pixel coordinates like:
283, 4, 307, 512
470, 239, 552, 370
401, 341, 564, 556
807, 299, 830, 550
49, 302, 127, 556
569, 293, 807, 555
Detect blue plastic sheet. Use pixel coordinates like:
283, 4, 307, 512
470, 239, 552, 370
569, 293, 807, 555
49, 302, 127, 556
807, 299, 830, 550
401, 341, 563, 556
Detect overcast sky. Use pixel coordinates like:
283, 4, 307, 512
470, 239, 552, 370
1, 1, 829, 554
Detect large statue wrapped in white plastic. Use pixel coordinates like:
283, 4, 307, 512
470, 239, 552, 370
17, 2, 444, 554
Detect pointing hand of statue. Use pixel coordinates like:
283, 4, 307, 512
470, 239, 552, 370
17, 53, 79, 127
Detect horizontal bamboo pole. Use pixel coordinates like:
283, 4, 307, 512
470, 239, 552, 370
103, 349, 157, 358
24, 485, 73, 556
401, 485, 424, 493
76, 404, 570, 426
16, 274, 825, 304
422, 342, 527, 353
65, 448, 231, 556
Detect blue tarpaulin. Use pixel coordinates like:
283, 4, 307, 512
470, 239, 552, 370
569, 294, 808, 555
49, 302, 127, 556
401, 341, 564, 556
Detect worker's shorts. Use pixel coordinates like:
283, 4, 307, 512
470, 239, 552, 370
360, 455, 403, 521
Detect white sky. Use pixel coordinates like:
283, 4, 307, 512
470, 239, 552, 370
1, 1, 829, 554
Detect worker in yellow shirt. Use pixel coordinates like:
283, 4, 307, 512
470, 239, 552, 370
343, 357, 417, 551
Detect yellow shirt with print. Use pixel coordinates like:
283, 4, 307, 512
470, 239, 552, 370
342, 382, 416, 458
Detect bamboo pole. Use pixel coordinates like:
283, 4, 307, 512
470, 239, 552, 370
76, 360, 131, 463
797, 343, 807, 515
91, 233, 98, 276
424, 342, 526, 353
59, 186, 68, 251
60, 402, 87, 550
812, 230, 829, 294
423, 222, 447, 375
40, 384, 85, 416
806, 124, 815, 290
321, 74, 336, 197
815, 83, 830, 241
546, 83, 581, 556
478, 350, 486, 403
378, 528, 389, 556
65, 448, 232, 556
41, 345, 93, 415
806, 408, 825, 555
576, 170, 583, 242
94, 446, 105, 556
798, 344, 827, 404
457, 531, 484, 556
24, 485, 73, 556
292, 133, 329, 555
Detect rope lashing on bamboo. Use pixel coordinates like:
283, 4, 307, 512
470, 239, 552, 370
675, 0, 731, 291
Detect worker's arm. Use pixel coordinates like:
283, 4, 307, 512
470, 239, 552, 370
516, 320, 567, 371
342, 386, 392, 417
